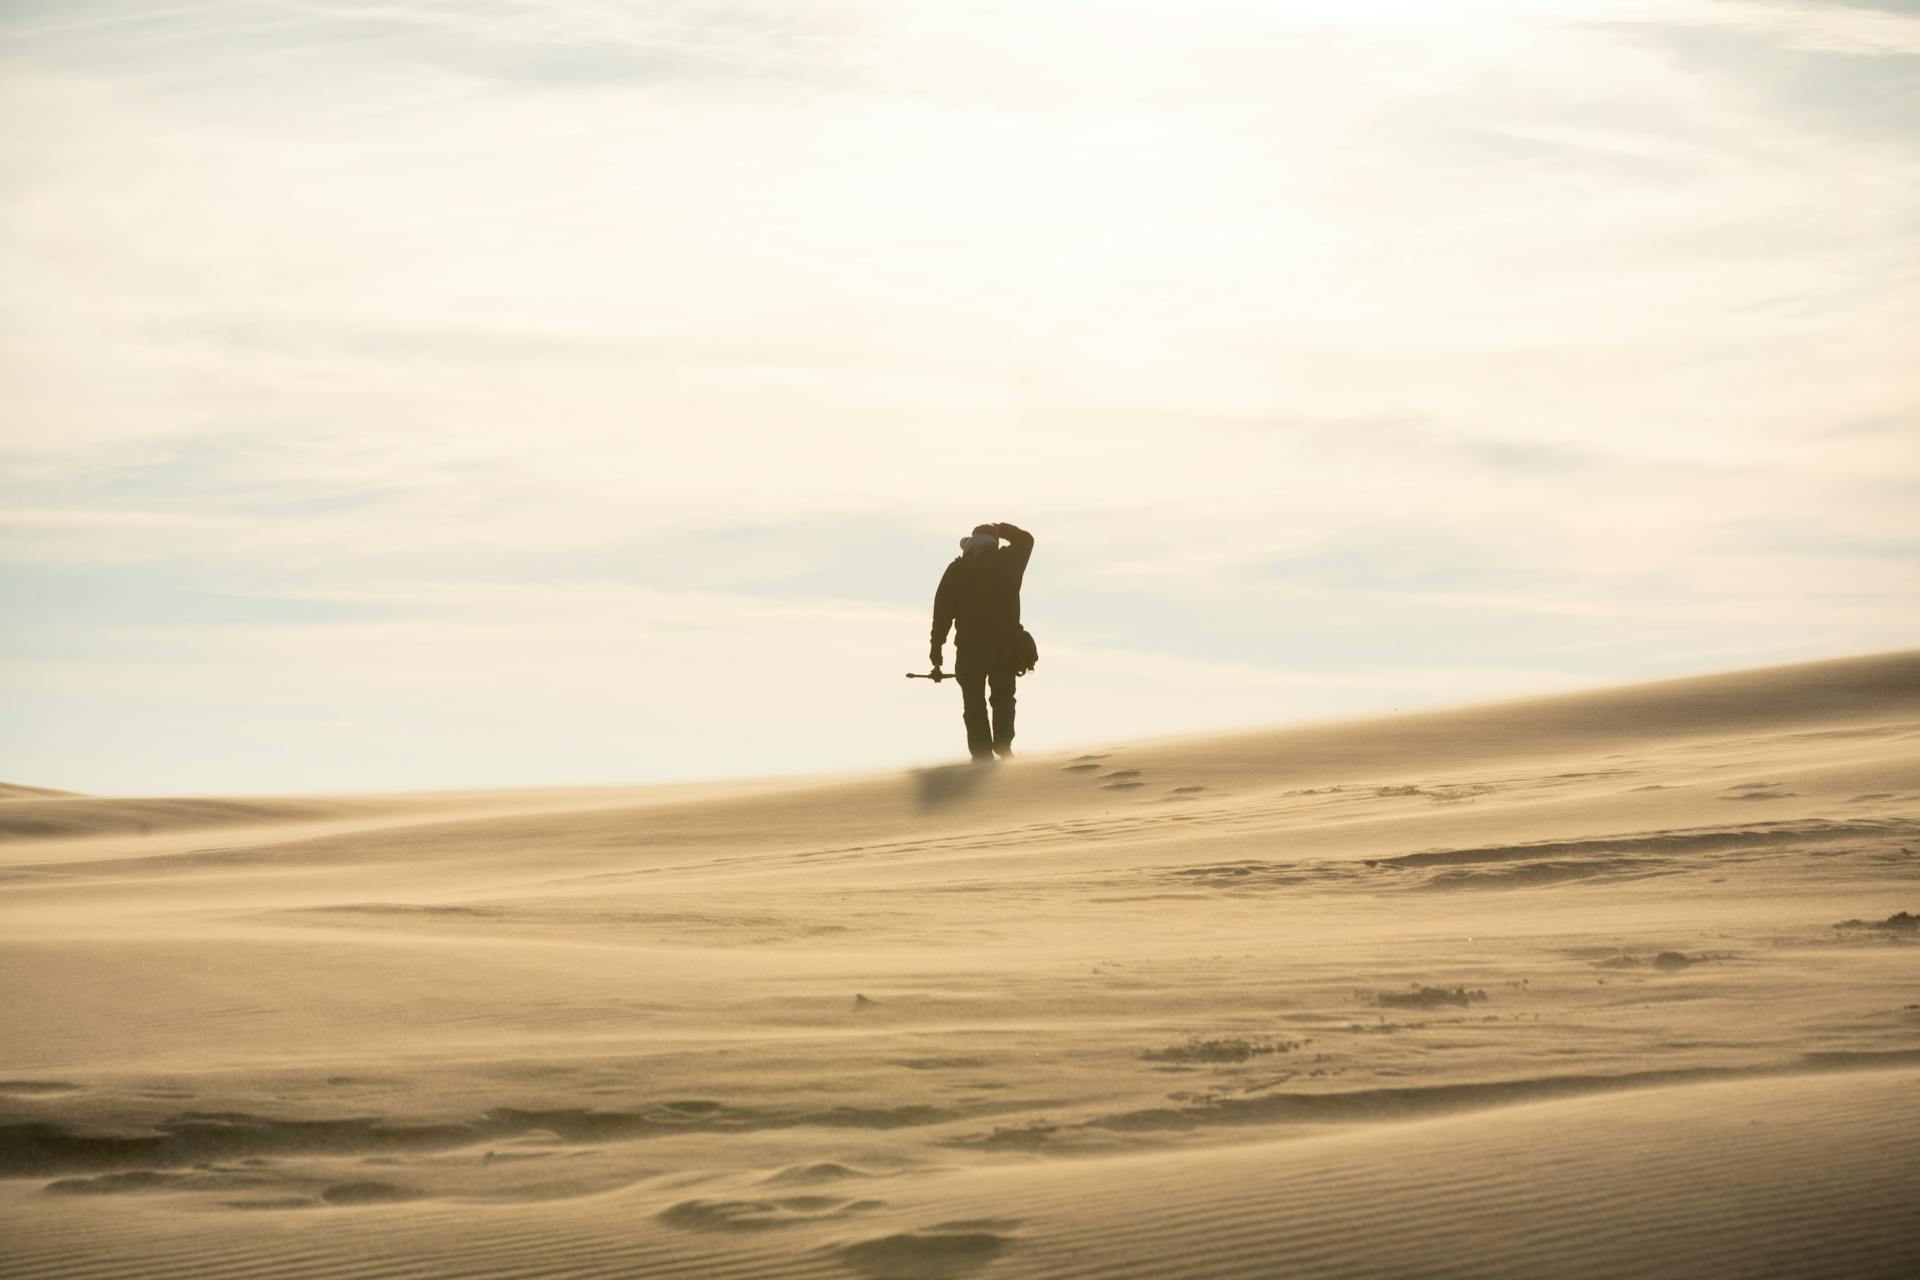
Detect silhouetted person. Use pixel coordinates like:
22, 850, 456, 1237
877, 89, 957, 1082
931, 521, 1034, 762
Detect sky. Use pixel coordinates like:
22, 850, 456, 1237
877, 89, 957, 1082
2, 0, 1916, 796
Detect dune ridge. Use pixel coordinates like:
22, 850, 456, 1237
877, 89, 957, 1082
1, 649, 1916, 1278
0, 783, 78, 802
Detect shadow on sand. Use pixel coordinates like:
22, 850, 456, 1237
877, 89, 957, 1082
910, 763, 997, 812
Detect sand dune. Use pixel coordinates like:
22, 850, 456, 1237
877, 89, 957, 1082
0, 783, 79, 802
2, 650, 1916, 1278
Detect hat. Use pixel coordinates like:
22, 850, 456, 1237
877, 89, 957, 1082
959, 531, 999, 552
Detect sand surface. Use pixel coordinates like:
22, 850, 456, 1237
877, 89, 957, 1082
3, 650, 1917, 1278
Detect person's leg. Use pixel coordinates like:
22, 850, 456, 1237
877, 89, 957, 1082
957, 663, 993, 761
989, 664, 1017, 757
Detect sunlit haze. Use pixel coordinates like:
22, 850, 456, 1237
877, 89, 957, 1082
3, 0, 1916, 794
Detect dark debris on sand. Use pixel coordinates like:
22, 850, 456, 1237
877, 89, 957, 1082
1374, 985, 1489, 1010
1140, 1037, 1304, 1064
1594, 951, 1725, 971
1833, 911, 1918, 935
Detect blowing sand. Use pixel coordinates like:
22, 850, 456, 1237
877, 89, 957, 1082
3, 650, 1917, 1279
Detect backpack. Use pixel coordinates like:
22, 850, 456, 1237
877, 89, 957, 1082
1012, 626, 1038, 677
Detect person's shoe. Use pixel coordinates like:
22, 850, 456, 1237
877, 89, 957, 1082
970, 751, 997, 765
992, 742, 1014, 760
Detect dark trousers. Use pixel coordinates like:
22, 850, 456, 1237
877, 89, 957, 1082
956, 654, 1016, 760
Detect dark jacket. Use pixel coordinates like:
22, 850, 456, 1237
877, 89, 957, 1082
931, 523, 1033, 666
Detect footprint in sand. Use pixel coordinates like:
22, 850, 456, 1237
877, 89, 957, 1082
1722, 782, 1797, 801
658, 1195, 884, 1232
43, 1171, 190, 1196
43, 1165, 428, 1210
1101, 781, 1146, 791
760, 1162, 876, 1186
0, 1080, 82, 1096
1061, 764, 1101, 773
892, 1057, 990, 1071
320, 1181, 427, 1206
838, 1220, 1021, 1278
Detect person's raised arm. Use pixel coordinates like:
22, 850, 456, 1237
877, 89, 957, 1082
993, 522, 1033, 575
